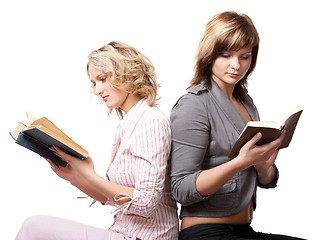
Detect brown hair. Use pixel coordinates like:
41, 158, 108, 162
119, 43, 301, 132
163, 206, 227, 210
190, 11, 259, 99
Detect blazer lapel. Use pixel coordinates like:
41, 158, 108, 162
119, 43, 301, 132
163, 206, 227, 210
209, 82, 258, 135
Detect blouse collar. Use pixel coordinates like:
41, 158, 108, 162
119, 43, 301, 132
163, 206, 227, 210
119, 98, 149, 137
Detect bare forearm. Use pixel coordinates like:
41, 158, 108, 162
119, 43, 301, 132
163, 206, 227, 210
196, 132, 284, 197
71, 177, 108, 203
196, 157, 244, 196
84, 173, 134, 205
49, 148, 135, 204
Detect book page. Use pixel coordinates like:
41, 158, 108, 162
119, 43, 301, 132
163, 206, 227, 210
34, 125, 88, 157
15, 113, 88, 157
246, 120, 281, 129
26, 112, 37, 126
29, 117, 76, 144
29, 117, 88, 157
26, 112, 79, 146
10, 122, 27, 140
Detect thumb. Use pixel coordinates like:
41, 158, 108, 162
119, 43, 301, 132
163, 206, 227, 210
247, 132, 262, 147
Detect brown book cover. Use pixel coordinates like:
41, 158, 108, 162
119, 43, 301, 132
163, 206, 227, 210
228, 110, 303, 158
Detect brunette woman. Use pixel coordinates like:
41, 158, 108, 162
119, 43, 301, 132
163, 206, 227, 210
170, 11, 304, 240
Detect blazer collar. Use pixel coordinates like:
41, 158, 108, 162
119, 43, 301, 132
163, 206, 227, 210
208, 81, 259, 134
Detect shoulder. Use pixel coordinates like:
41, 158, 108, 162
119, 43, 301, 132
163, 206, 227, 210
139, 105, 170, 129
188, 83, 208, 95
171, 84, 209, 116
170, 84, 211, 130
131, 105, 171, 145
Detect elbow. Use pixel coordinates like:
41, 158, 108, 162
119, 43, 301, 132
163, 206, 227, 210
132, 198, 158, 218
171, 174, 205, 207
171, 179, 192, 207
129, 190, 160, 218
171, 189, 195, 207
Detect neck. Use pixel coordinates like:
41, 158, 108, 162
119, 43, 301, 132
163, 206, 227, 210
213, 79, 236, 102
121, 94, 143, 114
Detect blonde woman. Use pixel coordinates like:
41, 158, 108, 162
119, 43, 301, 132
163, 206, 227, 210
170, 12, 304, 239
16, 41, 179, 240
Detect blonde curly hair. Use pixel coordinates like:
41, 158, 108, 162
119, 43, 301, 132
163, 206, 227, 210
87, 41, 159, 119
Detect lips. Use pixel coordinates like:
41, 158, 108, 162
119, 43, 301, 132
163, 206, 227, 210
227, 73, 239, 78
102, 95, 109, 101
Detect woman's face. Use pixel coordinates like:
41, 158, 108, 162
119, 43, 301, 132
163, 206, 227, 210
212, 46, 253, 87
88, 65, 129, 111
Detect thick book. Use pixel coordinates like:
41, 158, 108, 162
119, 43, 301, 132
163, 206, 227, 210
228, 110, 303, 158
10, 112, 88, 167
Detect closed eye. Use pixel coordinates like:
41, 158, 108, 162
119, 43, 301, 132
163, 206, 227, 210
241, 54, 251, 60
220, 53, 230, 58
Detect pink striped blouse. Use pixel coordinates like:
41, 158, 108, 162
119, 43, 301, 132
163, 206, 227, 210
104, 99, 179, 240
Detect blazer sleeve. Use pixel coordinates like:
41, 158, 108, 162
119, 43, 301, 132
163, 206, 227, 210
170, 93, 211, 206
257, 164, 279, 188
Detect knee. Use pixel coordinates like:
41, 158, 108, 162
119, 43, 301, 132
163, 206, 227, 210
16, 215, 49, 240
22, 215, 46, 229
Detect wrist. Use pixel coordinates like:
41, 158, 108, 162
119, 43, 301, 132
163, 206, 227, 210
256, 165, 275, 185
255, 164, 272, 177
84, 170, 101, 185
69, 173, 83, 187
231, 154, 250, 172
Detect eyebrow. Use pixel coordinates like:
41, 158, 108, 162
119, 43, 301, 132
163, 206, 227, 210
90, 73, 107, 83
96, 73, 108, 81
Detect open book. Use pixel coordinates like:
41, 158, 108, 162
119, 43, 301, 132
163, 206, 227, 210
228, 110, 303, 158
10, 112, 88, 167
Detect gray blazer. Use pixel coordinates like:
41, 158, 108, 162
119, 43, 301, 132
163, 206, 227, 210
170, 82, 278, 218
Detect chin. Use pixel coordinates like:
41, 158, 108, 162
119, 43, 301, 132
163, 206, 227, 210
226, 78, 241, 85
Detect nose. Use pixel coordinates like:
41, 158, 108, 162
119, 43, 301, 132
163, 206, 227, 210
94, 81, 103, 95
230, 57, 240, 71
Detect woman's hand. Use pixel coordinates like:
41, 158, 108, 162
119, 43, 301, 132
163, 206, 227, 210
236, 130, 286, 171
46, 149, 110, 203
49, 146, 96, 180
46, 158, 80, 184
234, 131, 285, 185
49, 146, 134, 204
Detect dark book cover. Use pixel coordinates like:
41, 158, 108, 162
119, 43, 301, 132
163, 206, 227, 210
10, 128, 86, 167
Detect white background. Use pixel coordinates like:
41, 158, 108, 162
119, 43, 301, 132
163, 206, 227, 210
1, 0, 317, 239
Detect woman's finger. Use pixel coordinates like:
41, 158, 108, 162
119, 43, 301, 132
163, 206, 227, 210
262, 130, 286, 151
50, 146, 72, 164
44, 157, 60, 171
